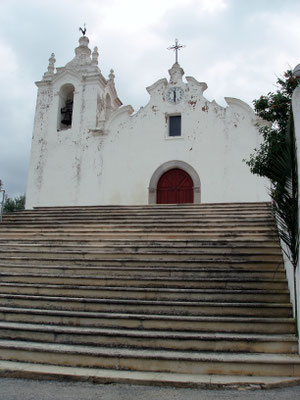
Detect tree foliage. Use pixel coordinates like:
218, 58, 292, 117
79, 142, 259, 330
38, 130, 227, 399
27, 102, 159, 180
245, 70, 299, 331
3, 195, 25, 213
246, 70, 298, 180
246, 70, 299, 265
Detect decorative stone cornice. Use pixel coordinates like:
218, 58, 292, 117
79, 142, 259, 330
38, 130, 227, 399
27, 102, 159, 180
185, 76, 207, 93
146, 78, 168, 95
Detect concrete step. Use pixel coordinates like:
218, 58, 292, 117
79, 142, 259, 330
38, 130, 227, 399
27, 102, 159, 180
0, 238, 282, 248
0, 228, 277, 239
0, 250, 283, 262
4, 202, 272, 213
0, 223, 277, 230
0, 340, 299, 377
0, 294, 292, 317
1, 360, 299, 389
33, 201, 270, 207
1, 213, 275, 221
0, 215, 276, 226
0, 282, 291, 303
14, 203, 273, 213
0, 264, 286, 279
0, 221, 274, 229
2, 207, 272, 214
0, 243, 283, 254
0, 307, 295, 334
0, 322, 297, 354
0, 273, 288, 290
1, 221, 276, 230
0, 221, 275, 229
0, 233, 278, 241
0, 257, 283, 269
8, 206, 272, 215
3, 207, 272, 214
3, 206, 272, 216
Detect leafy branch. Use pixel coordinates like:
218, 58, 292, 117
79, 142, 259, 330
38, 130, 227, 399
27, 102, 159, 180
245, 70, 299, 332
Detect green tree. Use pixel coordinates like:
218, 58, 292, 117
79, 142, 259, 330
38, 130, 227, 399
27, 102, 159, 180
246, 70, 298, 179
3, 195, 25, 213
245, 70, 299, 331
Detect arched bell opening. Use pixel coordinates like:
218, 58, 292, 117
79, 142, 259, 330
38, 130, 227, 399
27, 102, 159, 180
58, 84, 75, 130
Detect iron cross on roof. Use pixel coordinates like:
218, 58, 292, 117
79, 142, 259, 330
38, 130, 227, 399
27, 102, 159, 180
167, 39, 186, 64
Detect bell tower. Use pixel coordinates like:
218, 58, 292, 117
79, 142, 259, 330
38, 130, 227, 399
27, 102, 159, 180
26, 32, 122, 209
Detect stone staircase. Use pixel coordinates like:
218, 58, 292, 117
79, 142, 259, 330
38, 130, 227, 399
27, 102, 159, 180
0, 202, 299, 388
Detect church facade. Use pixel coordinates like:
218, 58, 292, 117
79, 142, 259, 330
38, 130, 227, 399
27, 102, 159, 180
25, 35, 269, 209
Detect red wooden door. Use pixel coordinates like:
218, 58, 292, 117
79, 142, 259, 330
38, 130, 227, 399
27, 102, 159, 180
157, 168, 194, 204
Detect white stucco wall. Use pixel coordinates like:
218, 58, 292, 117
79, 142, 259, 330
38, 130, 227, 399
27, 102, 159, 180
26, 36, 269, 209
99, 78, 269, 205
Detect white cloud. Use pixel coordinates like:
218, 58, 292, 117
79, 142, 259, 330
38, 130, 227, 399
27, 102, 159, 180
0, 41, 17, 75
198, 0, 228, 13
0, 40, 19, 100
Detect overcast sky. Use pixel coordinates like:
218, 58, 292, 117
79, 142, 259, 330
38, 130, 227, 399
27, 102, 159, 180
1, 0, 300, 198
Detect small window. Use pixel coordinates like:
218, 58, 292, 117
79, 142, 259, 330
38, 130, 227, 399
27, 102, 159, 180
169, 115, 181, 137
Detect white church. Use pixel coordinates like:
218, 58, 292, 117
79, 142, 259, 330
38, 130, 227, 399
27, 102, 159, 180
25, 34, 269, 209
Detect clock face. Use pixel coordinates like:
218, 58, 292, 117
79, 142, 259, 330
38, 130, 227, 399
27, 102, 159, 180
166, 87, 184, 104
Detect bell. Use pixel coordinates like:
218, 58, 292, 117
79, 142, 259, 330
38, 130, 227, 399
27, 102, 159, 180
61, 112, 72, 126
61, 100, 73, 126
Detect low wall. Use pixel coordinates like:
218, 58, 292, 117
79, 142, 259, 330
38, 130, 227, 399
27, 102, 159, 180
292, 83, 300, 351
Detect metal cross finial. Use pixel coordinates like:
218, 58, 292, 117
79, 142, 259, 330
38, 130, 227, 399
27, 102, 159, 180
167, 39, 186, 64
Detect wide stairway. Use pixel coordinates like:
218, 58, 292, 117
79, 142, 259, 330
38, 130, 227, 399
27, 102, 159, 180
0, 202, 299, 388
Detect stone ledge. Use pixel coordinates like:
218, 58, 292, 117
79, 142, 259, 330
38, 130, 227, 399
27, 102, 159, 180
0, 360, 299, 390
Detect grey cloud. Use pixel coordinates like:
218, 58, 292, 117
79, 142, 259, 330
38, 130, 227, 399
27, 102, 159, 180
1, 0, 300, 197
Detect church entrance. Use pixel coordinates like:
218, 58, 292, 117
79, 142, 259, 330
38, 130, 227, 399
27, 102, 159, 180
156, 168, 194, 204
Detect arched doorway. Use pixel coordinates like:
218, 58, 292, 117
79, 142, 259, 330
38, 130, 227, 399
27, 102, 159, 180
148, 161, 201, 204
157, 168, 194, 204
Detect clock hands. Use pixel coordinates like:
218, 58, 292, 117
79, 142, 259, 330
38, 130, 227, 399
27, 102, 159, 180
166, 87, 183, 104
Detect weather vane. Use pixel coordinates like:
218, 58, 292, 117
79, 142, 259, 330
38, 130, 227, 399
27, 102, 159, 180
167, 39, 186, 64
79, 23, 87, 36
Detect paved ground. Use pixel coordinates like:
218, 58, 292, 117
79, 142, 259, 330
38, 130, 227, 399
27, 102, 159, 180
0, 378, 300, 400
